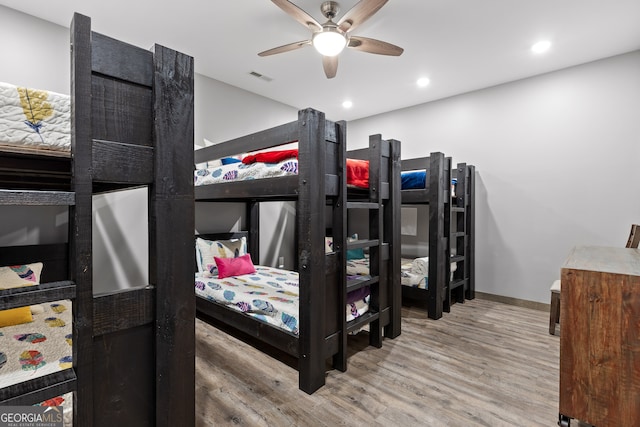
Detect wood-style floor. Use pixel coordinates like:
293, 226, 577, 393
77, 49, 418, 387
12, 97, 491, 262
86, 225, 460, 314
195, 298, 561, 426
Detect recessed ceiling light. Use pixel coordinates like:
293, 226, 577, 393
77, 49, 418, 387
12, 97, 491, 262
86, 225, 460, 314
417, 77, 430, 88
531, 40, 551, 54
342, 100, 353, 109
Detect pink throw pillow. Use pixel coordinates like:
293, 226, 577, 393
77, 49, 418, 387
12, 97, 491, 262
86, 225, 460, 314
214, 254, 256, 279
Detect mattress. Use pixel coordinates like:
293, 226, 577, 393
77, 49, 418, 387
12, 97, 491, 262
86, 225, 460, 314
194, 149, 369, 189
195, 265, 370, 334
400, 257, 458, 289
346, 257, 370, 276
0, 300, 73, 389
194, 158, 299, 187
0, 81, 71, 155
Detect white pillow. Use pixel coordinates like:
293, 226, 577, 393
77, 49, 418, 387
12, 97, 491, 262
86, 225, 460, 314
0, 262, 43, 290
195, 237, 247, 276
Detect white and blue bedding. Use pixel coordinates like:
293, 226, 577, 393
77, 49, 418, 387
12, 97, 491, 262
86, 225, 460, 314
195, 266, 300, 334
0, 81, 70, 155
401, 257, 458, 289
195, 264, 371, 334
194, 159, 298, 187
0, 300, 72, 389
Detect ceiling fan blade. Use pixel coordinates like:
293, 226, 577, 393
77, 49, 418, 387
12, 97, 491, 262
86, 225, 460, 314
348, 36, 403, 56
258, 40, 311, 57
323, 55, 338, 79
337, 0, 388, 33
271, 0, 323, 32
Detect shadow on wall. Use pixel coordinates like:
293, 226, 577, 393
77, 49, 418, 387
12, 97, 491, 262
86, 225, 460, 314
400, 205, 430, 258
261, 202, 296, 270
0, 206, 68, 246
195, 203, 244, 234
93, 187, 148, 294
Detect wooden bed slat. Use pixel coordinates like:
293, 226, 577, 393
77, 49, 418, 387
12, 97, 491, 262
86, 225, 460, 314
195, 175, 300, 201
0, 189, 74, 205
0, 369, 76, 406
195, 119, 339, 164
93, 286, 154, 336
92, 139, 154, 184
0, 281, 75, 311
196, 296, 299, 356
91, 75, 153, 146
91, 31, 153, 87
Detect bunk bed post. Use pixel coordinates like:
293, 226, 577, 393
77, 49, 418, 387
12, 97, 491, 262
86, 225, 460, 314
150, 45, 195, 425
427, 152, 446, 320
442, 157, 453, 312
386, 138, 402, 338
296, 108, 327, 393
333, 120, 348, 372
70, 13, 94, 425
367, 134, 384, 347
466, 165, 476, 300
246, 201, 260, 261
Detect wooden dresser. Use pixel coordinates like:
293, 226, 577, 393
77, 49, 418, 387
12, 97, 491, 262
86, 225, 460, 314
559, 245, 640, 426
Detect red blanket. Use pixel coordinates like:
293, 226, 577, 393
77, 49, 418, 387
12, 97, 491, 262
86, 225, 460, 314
241, 149, 369, 188
242, 149, 298, 164
346, 158, 369, 188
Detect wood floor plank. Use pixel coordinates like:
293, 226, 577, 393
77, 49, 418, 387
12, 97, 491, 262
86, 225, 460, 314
196, 298, 561, 426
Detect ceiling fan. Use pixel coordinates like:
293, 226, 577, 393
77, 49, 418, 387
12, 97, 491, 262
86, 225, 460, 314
258, 0, 404, 79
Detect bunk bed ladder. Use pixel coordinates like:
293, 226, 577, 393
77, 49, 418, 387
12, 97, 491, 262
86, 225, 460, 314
450, 162, 469, 304
345, 201, 383, 346
449, 163, 476, 304
344, 133, 388, 347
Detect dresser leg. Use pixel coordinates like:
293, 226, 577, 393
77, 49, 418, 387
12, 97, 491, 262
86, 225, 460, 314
558, 414, 571, 427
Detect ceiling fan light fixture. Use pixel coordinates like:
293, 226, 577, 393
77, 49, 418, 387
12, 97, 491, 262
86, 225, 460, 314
313, 30, 346, 57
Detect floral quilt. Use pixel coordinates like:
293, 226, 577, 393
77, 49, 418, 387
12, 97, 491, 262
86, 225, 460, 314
195, 264, 372, 333
0, 81, 70, 154
0, 300, 72, 388
194, 159, 298, 187
195, 266, 300, 334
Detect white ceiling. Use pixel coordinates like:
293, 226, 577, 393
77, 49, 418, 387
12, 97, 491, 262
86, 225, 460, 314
2, 0, 639, 121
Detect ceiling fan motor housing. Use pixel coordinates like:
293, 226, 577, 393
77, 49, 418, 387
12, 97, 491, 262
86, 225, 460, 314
321, 1, 340, 20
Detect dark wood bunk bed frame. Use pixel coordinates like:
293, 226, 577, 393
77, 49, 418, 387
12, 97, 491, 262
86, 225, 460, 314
346, 135, 401, 343
400, 153, 475, 320
0, 13, 194, 426
193, 110, 401, 394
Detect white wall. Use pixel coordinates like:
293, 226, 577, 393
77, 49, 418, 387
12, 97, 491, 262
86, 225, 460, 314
194, 74, 299, 268
348, 50, 640, 303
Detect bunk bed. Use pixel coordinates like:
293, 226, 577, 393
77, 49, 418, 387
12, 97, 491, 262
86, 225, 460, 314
193, 111, 401, 394
0, 13, 194, 426
399, 153, 475, 320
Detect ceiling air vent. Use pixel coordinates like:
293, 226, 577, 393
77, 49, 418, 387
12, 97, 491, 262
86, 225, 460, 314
249, 71, 273, 82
